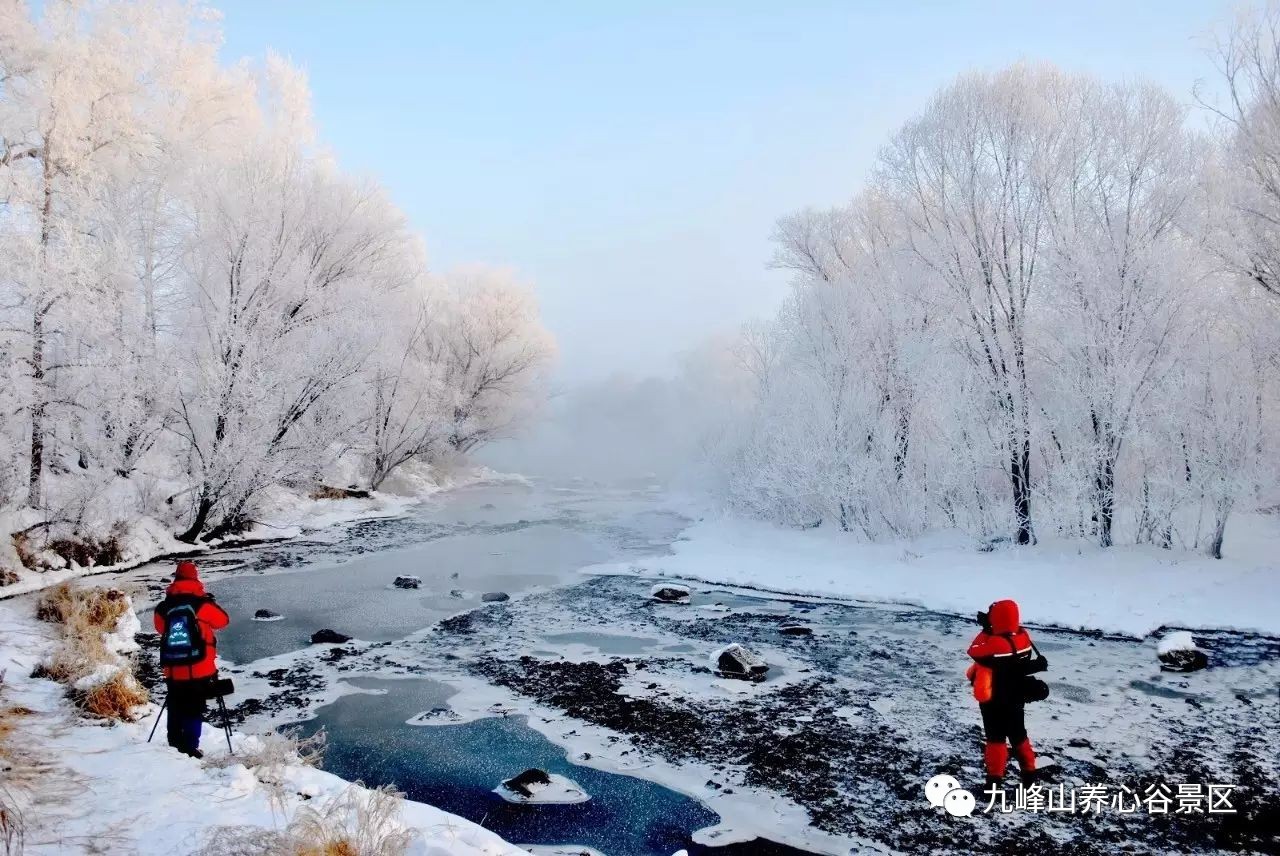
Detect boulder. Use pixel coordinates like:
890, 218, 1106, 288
1157, 631, 1208, 672
502, 768, 552, 798
779, 625, 812, 636
310, 629, 351, 644
650, 584, 691, 604
393, 575, 422, 590
715, 643, 769, 680
497, 770, 591, 806
449, 589, 465, 598
481, 591, 510, 603
253, 609, 282, 621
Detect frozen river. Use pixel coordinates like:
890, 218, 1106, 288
130, 478, 1280, 855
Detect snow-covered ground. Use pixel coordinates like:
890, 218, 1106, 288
0, 465, 524, 600
589, 510, 1280, 638
0, 596, 526, 856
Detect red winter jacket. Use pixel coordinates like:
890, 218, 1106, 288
153, 571, 229, 681
967, 599, 1035, 703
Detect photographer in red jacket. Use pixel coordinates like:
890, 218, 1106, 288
152, 561, 229, 757
966, 599, 1048, 788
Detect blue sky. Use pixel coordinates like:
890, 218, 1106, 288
216, 1, 1230, 383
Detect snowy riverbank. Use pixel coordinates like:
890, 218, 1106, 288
0, 595, 527, 855
0, 465, 526, 600
590, 510, 1280, 638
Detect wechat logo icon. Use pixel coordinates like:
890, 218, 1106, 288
925, 773, 976, 817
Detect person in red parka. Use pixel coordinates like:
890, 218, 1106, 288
152, 560, 229, 757
966, 598, 1046, 788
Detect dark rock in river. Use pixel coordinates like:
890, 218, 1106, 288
780, 625, 813, 636
1159, 648, 1209, 672
482, 591, 510, 602
253, 609, 281, 620
716, 643, 769, 680
310, 629, 351, 644
1157, 631, 1209, 672
650, 584, 691, 604
502, 768, 551, 798
393, 575, 422, 589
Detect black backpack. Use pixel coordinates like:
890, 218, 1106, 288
159, 601, 207, 666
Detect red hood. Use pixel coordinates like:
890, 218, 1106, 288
167, 578, 207, 598
988, 599, 1021, 634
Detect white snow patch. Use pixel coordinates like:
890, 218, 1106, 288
584, 513, 1280, 637
495, 773, 591, 805
1157, 630, 1200, 655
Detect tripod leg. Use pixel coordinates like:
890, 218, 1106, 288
147, 694, 168, 744
218, 696, 234, 755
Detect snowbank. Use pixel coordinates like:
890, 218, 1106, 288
0, 464, 525, 599
0, 511, 187, 599
589, 512, 1280, 638
0, 597, 526, 856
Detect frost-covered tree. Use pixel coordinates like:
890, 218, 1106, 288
705, 60, 1279, 558
171, 144, 418, 542
0, 1, 554, 562
1038, 81, 1208, 546
361, 282, 447, 491
875, 64, 1069, 545
1205, 0, 1280, 300
425, 267, 555, 456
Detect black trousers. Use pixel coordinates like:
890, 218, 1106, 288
165, 679, 208, 755
979, 700, 1027, 745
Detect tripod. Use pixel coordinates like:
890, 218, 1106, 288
213, 693, 234, 754
147, 686, 235, 755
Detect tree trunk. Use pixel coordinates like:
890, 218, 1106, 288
27, 160, 55, 509
1095, 455, 1116, 548
1207, 498, 1231, 560
27, 307, 46, 507
893, 407, 910, 481
1091, 416, 1117, 548
1011, 432, 1034, 545
178, 494, 214, 543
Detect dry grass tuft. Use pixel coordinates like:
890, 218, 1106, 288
202, 784, 413, 856
75, 671, 150, 720
212, 727, 328, 773
206, 727, 327, 813
32, 584, 148, 721
0, 673, 28, 855
10, 532, 37, 574
35, 583, 129, 628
